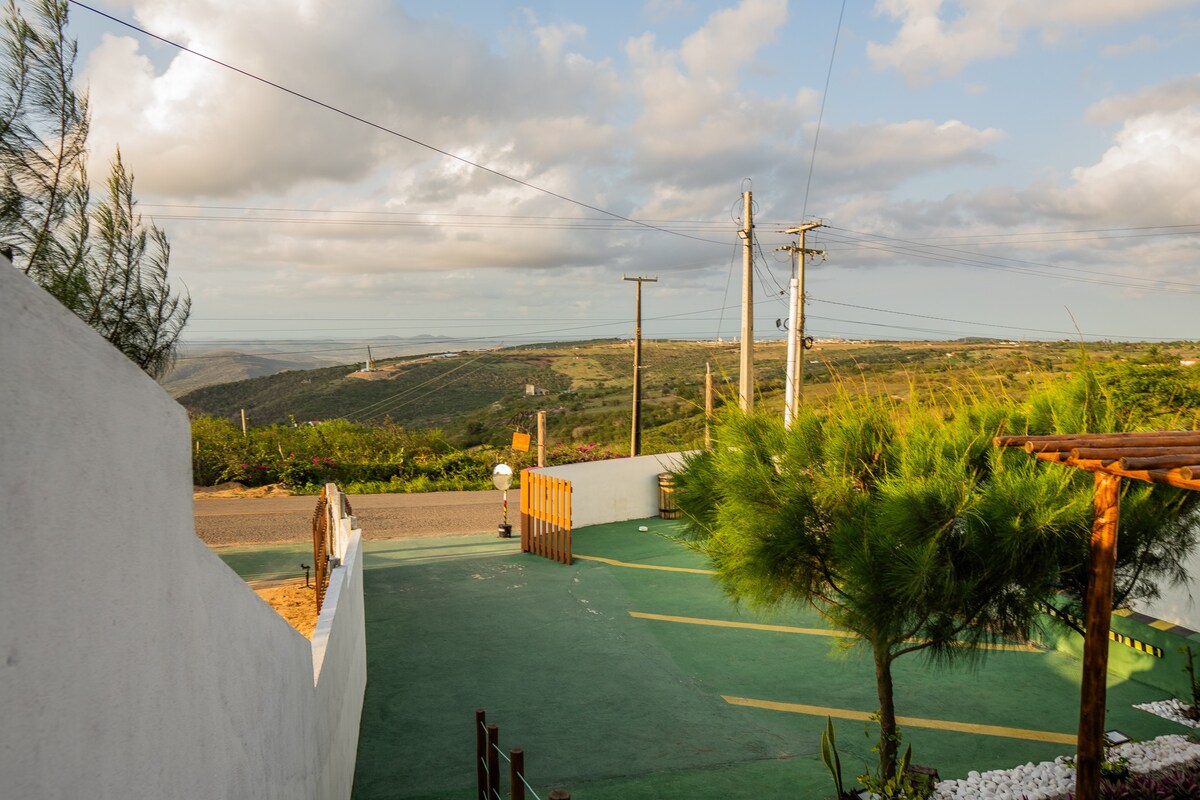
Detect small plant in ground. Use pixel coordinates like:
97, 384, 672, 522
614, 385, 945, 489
1100, 751, 1132, 783
820, 716, 855, 799
1063, 747, 1133, 784
1064, 761, 1200, 798
856, 716, 934, 800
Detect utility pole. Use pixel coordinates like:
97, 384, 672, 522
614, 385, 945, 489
779, 222, 824, 429
537, 411, 546, 468
739, 191, 754, 411
623, 274, 657, 456
704, 361, 713, 451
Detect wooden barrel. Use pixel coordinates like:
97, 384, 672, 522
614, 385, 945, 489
658, 472, 679, 519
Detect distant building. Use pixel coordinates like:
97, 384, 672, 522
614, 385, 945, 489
525, 384, 549, 396
1182, 358, 1198, 367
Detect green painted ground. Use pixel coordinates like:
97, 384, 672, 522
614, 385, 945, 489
213, 541, 312, 582
212, 522, 1196, 799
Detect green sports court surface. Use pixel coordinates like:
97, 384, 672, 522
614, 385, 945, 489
216, 519, 1195, 799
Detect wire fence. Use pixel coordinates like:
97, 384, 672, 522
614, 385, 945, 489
475, 709, 569, 800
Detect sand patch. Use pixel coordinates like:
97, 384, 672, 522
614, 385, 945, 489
254, 580, 317, 638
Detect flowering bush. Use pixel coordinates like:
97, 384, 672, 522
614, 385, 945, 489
190, 415, 633, 494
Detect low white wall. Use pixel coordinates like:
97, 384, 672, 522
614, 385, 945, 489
0, 265, 364, 800
1131, 548, 1200, 631
535, 452, 692, 527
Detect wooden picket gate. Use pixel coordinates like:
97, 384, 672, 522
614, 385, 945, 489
520, 470, 572, 565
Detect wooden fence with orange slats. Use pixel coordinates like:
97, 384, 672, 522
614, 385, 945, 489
520, 469, 572, 564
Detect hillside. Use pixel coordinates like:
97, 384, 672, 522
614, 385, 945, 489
178, 338, 1200, 452
159, 335, 501, 397
159, 350, 344, 396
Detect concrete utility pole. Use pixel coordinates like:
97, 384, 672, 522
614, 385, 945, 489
623, 274, 657, 456
739, 191, 754, 411
779, 222, 824, 429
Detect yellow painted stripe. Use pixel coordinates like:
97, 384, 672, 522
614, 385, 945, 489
1149, 619, 1176, 631
722, 696, 1077, 745
1112, 608, 1133, 617
574, 554, 717, 575
631, 611, 846, 637
630, 611, 1042, 653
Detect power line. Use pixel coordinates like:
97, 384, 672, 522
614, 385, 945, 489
819, 228, 1200, 294
800, 0, 847, 223
805, 296, 1189, 340
67, 0, 730, 247
140, 202, 739, 226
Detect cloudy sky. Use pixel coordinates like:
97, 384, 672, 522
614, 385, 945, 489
58, 0, 1200, 350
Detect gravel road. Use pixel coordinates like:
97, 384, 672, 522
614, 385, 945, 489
194, 490, 510, 547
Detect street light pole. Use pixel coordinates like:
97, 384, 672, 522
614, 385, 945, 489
623, 274, 657, 456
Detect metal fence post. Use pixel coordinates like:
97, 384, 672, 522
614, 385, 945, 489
486, 723, 500, 800
475, 709, 487, 799
510, 748, 525, 800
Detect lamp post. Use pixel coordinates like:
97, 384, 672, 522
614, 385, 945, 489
493, 463, 513, 538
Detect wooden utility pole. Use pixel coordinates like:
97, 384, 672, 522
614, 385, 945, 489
537, 411, 546, 467
780, 222, 824, 428
240, 408, 248, 438
623, 275, 657, 456
739, 191, 754, 411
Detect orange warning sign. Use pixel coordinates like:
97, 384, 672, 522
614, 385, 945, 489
511, 432, 531, 451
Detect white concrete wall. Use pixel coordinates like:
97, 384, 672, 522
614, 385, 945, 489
535, 452, 692, 527
0, 265, 365, 800
1132, 546, 1200, 631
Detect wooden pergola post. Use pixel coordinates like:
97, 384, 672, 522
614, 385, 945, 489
993, 429, 1200, 800
1075, 471, 1121, 800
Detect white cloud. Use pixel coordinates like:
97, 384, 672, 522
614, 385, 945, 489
83, 0, 621, 198
1086, 75, 1200, 122
868, 0, 1199, 84
1101, 34, 1162, 58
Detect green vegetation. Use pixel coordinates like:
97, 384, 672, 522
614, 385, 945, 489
191, 416, 622, 494
670, 364, 1199, 780
180, 338, 1200, 453
185, 339, 1200, 499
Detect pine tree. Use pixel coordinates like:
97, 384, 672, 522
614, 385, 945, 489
674, 375, 1197, 780
1, 0, 189, 378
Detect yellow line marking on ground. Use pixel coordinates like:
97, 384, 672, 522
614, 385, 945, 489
1149, 619, 1176, 630
631, 611, 847, 638
630, 611, 1043, 652
574, 554, 717, 575
1112, 608, 1133, 617
722, 696, 1077, 745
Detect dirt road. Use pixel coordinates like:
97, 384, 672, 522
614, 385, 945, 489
194, 490, 510, 547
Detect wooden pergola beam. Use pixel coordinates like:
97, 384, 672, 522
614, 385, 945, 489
995, 431, 1200, 453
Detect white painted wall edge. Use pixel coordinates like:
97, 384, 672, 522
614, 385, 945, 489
312, 527, 362, 685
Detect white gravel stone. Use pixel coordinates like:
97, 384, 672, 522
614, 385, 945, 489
1134, 698, 1200, 728
929, 734, 1200, 800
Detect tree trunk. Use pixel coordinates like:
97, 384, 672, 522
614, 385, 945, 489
873, 646, 898, 779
